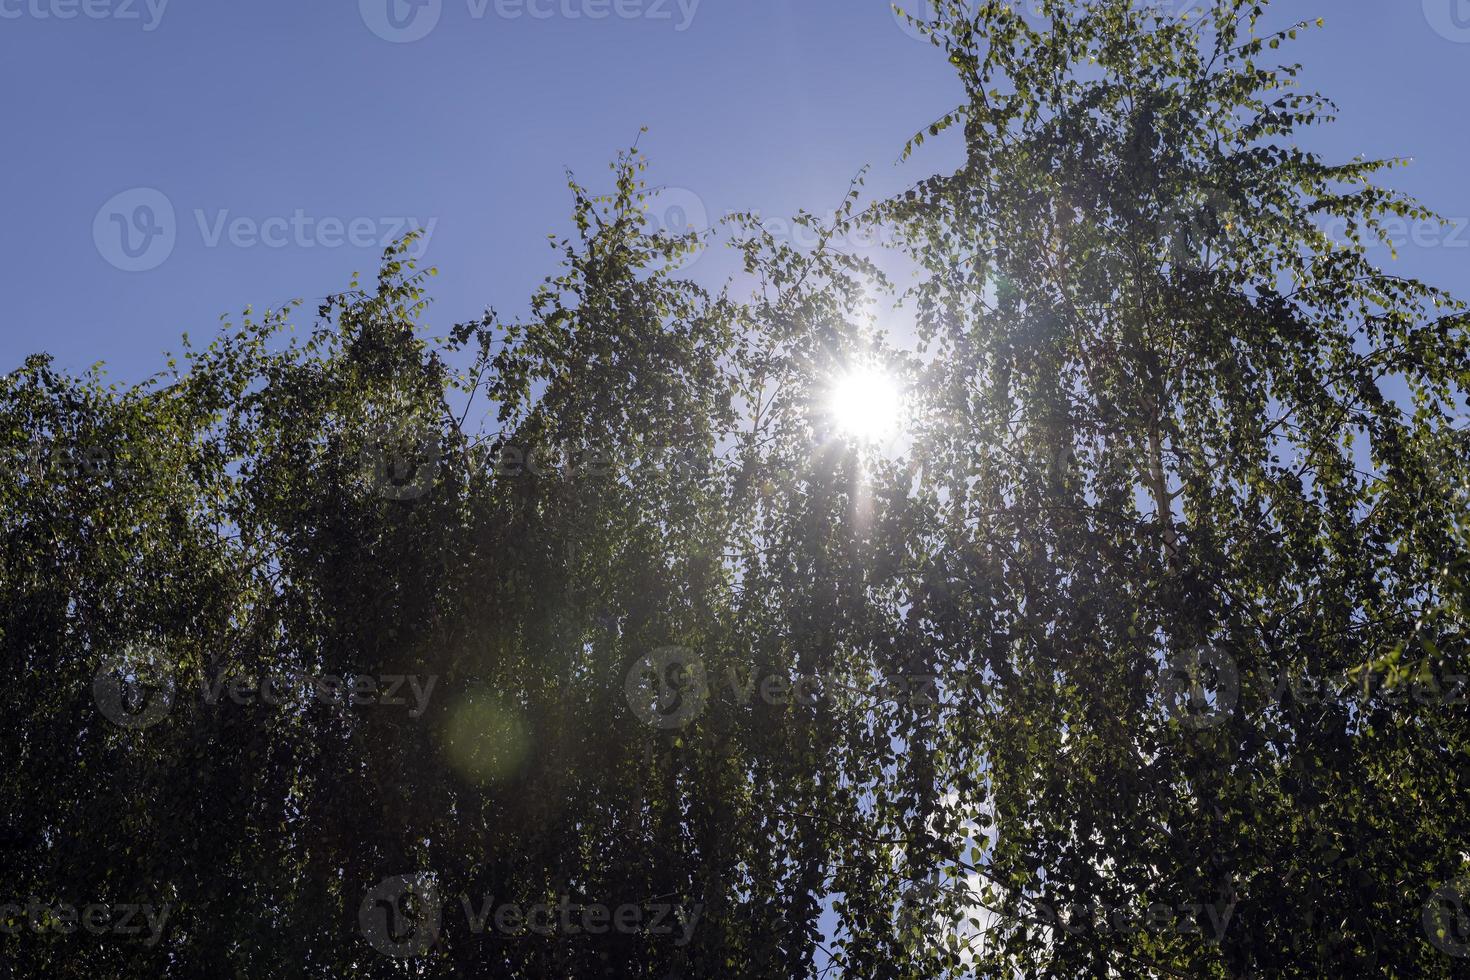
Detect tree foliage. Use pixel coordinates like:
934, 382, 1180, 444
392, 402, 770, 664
2, 2, 1468, 977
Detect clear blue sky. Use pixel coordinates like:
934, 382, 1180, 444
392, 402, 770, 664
2, 1, 1467, 382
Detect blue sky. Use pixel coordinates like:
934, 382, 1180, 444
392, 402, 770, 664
2, 1, 1467, 382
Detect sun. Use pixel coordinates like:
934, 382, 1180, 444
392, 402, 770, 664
828, 365, 902, 444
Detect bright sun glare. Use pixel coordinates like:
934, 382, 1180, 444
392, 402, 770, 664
828, 366, 901, 443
